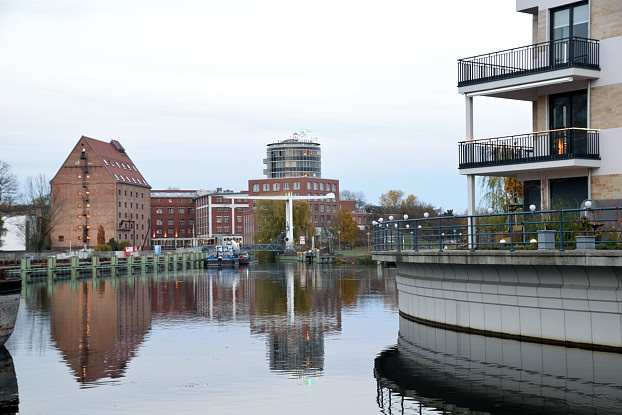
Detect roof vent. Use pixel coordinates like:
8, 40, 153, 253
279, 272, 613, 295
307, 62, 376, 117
110, 140, 125, 153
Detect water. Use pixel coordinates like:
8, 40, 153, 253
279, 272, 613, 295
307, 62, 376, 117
3, 264, 622, 414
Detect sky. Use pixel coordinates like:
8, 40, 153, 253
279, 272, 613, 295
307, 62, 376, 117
0, 0, 533, 211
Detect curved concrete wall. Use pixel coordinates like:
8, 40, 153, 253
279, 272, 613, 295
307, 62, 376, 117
397, 263, 622, 349
375, 316, 622, 414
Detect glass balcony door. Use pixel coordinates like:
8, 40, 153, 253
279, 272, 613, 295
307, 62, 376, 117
551, 2, 589, 66
549, 90, 588, 157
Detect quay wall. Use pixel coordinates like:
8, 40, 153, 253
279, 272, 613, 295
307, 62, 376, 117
374, 250, 622, 350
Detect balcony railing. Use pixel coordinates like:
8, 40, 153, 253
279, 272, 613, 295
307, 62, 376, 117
458, 128, 599, 169
458, 37, 599, 87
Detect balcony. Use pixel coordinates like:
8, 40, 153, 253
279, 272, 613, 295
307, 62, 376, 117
458, 37, 600, 96
458, 128, 600, 174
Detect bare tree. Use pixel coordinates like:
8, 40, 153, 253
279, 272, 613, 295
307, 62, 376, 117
21, 174, 61, 251
0, 161, 18, 206
340, 190, 366, 209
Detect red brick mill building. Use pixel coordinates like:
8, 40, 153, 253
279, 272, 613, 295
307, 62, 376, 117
150, 190, 197, 240
50, 136, 151, 249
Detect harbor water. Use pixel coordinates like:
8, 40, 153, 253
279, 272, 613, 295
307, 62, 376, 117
2, 264, 622, 414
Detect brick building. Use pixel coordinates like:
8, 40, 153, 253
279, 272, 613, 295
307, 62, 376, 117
248, 177, 341, 230
194, 189, 251, 244
150, 190, 197, 240
50, 136, 151, 249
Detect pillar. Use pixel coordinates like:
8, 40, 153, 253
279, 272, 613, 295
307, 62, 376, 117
465, 95, 476, 249
285, 197, 294, 252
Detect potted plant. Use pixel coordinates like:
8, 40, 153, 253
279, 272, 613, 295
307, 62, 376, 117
575, 216, 596, 250
530, 205, 555, 250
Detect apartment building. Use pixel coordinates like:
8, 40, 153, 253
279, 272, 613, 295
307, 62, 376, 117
458, 0, 621, 212
50, 136, 151, 249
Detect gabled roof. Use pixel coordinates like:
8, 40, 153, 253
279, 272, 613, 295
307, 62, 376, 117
52, 136, 151, 188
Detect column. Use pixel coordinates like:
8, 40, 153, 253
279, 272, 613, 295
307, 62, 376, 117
466, 95, 476, 248
208, 195, 213, 237
286, 197, 294, 251
231, 198, 235, 236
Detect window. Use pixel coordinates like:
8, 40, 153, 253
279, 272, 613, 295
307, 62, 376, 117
307, 182, 312, 190
224, 216, 230, 223
118, 201, 121, 208
168, 220, 174, 226
189, 220, 194, 225
273, 183, 280, 191
156, 219, 163, 226
284, 182, 290, 190
263, 183, 270, 191
253, 184, 260, 192
331, 184, 336, 192
124, 202, 127, 208
156, 208, 163, 214
293, 182, 300, 190
118, 189, 121, 196
168, 229, 174, 236
313, 182, 318, 190
168, 208, 174, 214
58, 235, 64, 242
179, 208, 185, 214
180, 220, 185, 226
156, 229, 163, 235
319, 182, 325, 191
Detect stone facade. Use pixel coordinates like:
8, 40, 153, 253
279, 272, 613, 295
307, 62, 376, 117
50, 137, 151, 249
591, 174, 622, 200
591, 83, 622, 130
591, 0, 622, 40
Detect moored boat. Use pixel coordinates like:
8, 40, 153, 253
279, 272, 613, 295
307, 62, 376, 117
0, 276, 21, 347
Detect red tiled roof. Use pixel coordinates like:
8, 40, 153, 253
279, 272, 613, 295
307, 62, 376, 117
81, 136, 150, 188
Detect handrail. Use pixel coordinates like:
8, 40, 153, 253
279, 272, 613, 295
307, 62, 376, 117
457, 37, 600, 87
458, 127, 599, 144
458, 36, 598, 63
371, 206, 622, 253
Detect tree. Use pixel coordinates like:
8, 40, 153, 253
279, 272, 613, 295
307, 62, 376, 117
0, 161, 18, 206
379, 190, 404, 209
340, 190, 366, 209
97, 225, 106, 245
20, 174, 59, 251
480, 176, 524, 211
335, 208, 358, 248
254, 200, 313, 247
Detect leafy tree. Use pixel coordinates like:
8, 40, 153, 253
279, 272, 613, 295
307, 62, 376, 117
379, 190, 404, 209
96, 225, 106, 246
335, 208, 358, 247
254, 200, 313, 247
480, 176, 524, 211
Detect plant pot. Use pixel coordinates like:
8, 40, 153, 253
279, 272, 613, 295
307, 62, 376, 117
537, 230, 556, 250
576, 235, 595, 250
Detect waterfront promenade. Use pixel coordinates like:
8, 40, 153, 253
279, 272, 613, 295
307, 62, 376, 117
372, 208, 622, 351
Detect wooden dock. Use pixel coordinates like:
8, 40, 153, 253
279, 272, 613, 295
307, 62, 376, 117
0, 252, 209, 283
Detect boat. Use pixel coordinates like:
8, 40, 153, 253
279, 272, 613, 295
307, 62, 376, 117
0, 347, 18, 413
0, 276, 21, 347
202, 241, 250, 268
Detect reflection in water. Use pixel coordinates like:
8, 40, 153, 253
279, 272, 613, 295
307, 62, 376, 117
375, 316, 622, 415
19, 265, 396, 386
0, 347, 18, 414
50, 280, 152, 385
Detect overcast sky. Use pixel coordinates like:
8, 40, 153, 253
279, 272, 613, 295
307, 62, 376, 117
1, 0, 533, 210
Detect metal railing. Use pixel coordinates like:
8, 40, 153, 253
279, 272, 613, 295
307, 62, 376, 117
458, 128, 599, 169
372, 207, 622, 253
458, 37, 600, 87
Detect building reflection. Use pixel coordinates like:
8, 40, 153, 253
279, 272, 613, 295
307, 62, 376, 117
375, 316, 622, 414
49, 280, 151, 385
0, 347, 18, 414
24, 264, 396, 386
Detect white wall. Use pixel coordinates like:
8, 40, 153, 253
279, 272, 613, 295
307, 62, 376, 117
0, 216, 26, 251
